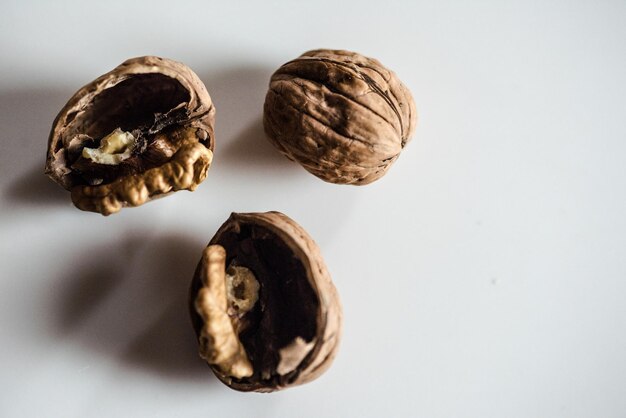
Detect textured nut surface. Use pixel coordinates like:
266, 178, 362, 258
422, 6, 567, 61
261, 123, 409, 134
264, 49, 417, 185
195, 245, 255, 379
45, 56, 215, 215
190, 212, 342, 392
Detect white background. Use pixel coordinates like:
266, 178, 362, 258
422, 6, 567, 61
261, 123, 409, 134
1, 1, 625, 417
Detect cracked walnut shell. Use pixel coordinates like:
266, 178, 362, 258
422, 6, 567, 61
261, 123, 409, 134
264, 49, 417, 185
45, 56, 215, 215
189, 212, 342, 392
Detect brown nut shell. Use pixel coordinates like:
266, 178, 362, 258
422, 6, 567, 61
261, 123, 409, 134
189, 212, 342, 392
45, 56, 215, 215
263, 49, 417, 185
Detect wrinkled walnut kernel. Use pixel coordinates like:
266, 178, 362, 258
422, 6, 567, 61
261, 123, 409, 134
195, 245, 254, 379
71, 138, 212, 215
193, 250, 262, 380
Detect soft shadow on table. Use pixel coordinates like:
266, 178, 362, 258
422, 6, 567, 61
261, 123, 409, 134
200, 66, 298, 176
54, 232, 220, 388
0, 88, 73, 207
6, 164, 69, 206
218, 117, 296, 172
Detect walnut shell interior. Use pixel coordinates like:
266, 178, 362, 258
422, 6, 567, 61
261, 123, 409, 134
45, 56, 215, 215
190, 212, 342, 392
264, 49, 417, 185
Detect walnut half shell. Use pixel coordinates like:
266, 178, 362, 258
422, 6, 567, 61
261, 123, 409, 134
189, 212, 342, 392
45, 56, 215, 215
264, 49, 417, 185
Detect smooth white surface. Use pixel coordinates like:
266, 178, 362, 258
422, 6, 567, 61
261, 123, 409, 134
1, 1, 625, 417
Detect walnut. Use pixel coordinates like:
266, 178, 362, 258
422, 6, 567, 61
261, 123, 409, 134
45, 56, 215, 215
189, 212, 342, 392
264, 49, 417, 185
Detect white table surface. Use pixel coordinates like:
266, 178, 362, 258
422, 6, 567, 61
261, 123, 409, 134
1, 1, 625, 417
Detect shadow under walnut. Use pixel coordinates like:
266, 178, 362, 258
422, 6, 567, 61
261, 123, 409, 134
53, 232, 218, 384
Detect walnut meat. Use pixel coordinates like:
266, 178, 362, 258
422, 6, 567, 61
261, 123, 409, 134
189, 212, 342, 392
264, 49, 417, 185
45, 56, 215, 215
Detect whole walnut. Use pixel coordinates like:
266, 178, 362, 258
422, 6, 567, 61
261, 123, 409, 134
263, 49, 417, 185
45, 56, 215, 215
